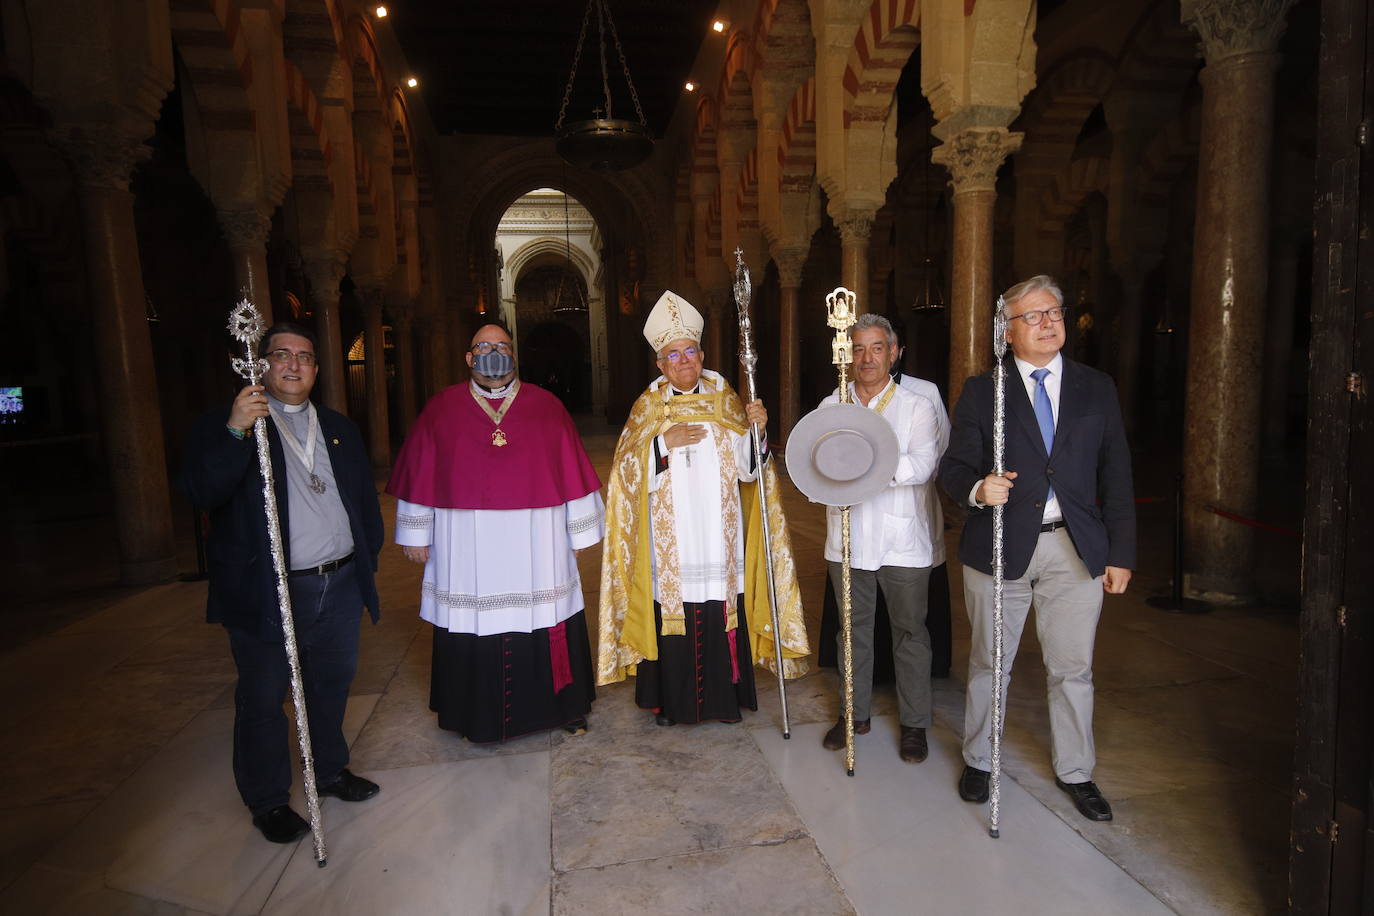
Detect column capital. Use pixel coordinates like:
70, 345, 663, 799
219, 207, 272, 250
52, 128, 150, 191
1181, 0, 1296, 63
932, 128, 1023, 194
772, 246, 808, 288
302, 252, 348, 300
836, 212, 875, 246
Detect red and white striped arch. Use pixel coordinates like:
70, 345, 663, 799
169, 0, 255, 132
842, 0, 921, 128
777, 78, 816, 192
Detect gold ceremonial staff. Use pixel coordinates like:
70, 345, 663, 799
826, 287, 859, 776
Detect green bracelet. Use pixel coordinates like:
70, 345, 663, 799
226, 423, 249, 440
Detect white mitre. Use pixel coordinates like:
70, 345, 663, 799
643, 290, 704, 351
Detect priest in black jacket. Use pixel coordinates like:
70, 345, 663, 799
184, 322, 384, 844
940, 276, 1135, 823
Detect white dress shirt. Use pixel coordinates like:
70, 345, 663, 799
821, 378, 943, 571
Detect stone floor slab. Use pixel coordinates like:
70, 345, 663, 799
553, 837, 853, 916
551, 696, 807, 872
262, 754, 551, 916
755, 717, 1172, 916
34, 696, 377, 916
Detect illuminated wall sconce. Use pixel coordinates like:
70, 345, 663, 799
374, 5, 388, 18
685, 81, 696, 92
406, 77, 419, 88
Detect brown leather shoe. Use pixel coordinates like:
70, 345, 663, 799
899, 726, 928, 763
822, 717, 870, 750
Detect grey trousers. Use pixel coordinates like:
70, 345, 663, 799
828, 562, 933, 727
960, 527, 1104, 782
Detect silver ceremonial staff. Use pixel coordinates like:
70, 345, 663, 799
732, 248, 790, 739
826, 287, 859, 776
227, 299, 329, 867
989, 295, 1009, 839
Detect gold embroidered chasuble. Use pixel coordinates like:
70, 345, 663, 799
596, 371, 810, 686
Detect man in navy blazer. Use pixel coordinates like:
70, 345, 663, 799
940, 275, 1135, 822
184, 322, 384, 845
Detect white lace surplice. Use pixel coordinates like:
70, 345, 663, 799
395, 492, 605, 636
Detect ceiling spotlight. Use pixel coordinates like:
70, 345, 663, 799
712, 20, 727, 33
406, 77, 418, 88
684, 81, 697, 92
374, 5, 388, 17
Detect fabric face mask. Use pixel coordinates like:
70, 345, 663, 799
473, 350, 514, 378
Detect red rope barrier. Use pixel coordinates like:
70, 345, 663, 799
1203, 504, 1299, 537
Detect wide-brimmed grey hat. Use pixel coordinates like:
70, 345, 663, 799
785, 403, 899, 507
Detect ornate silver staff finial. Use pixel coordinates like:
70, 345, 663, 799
228, 297, 269, 385
735, 249, 757, 383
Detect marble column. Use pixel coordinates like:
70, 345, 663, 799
302, 253, 348, 414
1180, 0, 1294, 599
359, 285, 391, 469
59, 131, 177, 584
219, 206, 274, 323
774, 247, 807, 440
837, 213, 874, 316
932, 128, 1022, 410
393, 306, 418, 437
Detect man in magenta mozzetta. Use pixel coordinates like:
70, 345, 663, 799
388, 322, 605, 742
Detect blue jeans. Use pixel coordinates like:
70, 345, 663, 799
226, 563, 363, 814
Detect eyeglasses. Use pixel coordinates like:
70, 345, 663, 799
266, 348, 317, 366
471, 341, 513, 355
662, 347, 699, 364
1008, 306, 1070, 327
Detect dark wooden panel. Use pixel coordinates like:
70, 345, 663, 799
1290, 0, 1372, 911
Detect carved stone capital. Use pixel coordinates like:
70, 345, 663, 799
219, 207, 272, 250
1182, 0, 1296, 63
836, 213, 875, 247
303, 252, 348, 301
932, 128, 1024, 194
772, 246, 808, 288
52, 129, 150, 192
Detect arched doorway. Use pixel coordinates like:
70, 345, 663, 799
494, 188, 607, 417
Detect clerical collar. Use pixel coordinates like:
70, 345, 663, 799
472, 379, 515, 398
268, 394, 310, 413
669, 383, 701, 396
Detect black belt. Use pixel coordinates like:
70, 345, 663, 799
289, 553, 354, 577
1040, 519, 1067, 533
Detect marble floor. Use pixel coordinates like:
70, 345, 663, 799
0, 427, 1298, 915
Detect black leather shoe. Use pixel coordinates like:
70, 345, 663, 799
1056, 778, 1113, 821
318, 768, 379, 802
252, 805, 309, 844
899, 726, 928, 763
654, 713, 676, 727
563, 717, 588, 735
959, 765, 990, 803
822, 717, 870, 750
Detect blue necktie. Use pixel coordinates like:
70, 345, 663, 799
1031, 367, 1055, 502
